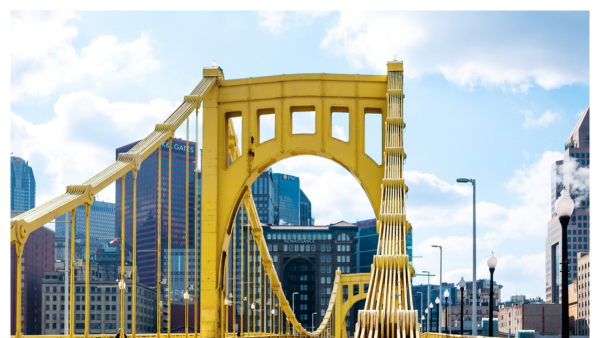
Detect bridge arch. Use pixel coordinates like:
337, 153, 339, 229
201, 69, 396, 337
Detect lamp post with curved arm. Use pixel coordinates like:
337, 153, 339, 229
457, 177, 476, 336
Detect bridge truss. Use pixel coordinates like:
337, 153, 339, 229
10, 62, 430, 338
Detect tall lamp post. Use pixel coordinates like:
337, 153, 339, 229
422, 271, 435, 332
487, 252, 497, 337
459, 277, 466, 335
417, 291, 423, 330
429, 303, 433, 332
444, 289, 450, 334
457, 177, 477, 336
432, 245, 443, 333
556, 188, 574, 338
435, 297, 441, 333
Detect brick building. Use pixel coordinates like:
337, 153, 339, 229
498, 302, 561, 335
11, 212, 55, 335
262, 221, 358, 332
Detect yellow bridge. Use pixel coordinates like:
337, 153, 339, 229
10, 62, 452, 338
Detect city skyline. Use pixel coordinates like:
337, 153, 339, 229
9, 10, 591, 304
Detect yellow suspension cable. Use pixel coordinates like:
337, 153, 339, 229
185, 117, 190, 338
120, 174, 126, 338
69, 208, 75, 338
246, 206, 250, 337
194, 108, 199, 338
133, 171, 138, 337
168, 137, 173, 337
157, 146, 162, 337
240, 204, 244, 337
84, 204, 90, 337
233, 213, 237, 336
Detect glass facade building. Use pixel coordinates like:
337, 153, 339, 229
10, 156, 36, 212
55, 198, 115, 250
273, 173, 301, 225
356, 218, 412, 273
300, 190, 313, 225
545, 105, 590, 304
115, 138, 198, 290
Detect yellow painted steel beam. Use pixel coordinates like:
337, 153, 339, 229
10, 78, 216, 248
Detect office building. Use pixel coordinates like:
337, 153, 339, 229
55, 197, 115, 249
545, 105, 590, 304
261, 221, 358, 331
250, 168, 275, 225
115, 138, 197, 292
10, 211, 55, 335
41, 269, 156, 334
575, 252, 589, 335
11, 156, 36, 212
272, 173, 313, 225
300, 190, 313, 225
498, 301, 560, 335
356, 218, 412, 273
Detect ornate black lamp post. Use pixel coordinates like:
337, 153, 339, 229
459, 277, 466, 335
435, 297, 440, 332
444, 289, 450, 333
487, 252, 497, 337
556, 188, 574, 338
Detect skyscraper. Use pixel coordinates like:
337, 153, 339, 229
300, 190, 313, 225
10, 156, 36, 211
272, 173, 312, 225
55, 198, 115, 249
115, 138, 197, 290
545, 105, 590, 304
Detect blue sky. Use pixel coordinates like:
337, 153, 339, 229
9, 11, 590, 301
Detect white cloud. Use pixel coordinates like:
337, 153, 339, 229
321, 12, 588, 91
258, 11, 287, 35
407, 151, 562, 240
522, 110, 558, 128
10, 92, 180, 205
11, 11, 160, 101
332, 125, 347, 142
270, 156, 375, 225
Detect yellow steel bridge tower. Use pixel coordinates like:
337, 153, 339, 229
10, 61, 447, 338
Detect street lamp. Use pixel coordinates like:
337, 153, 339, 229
429, 303, 433, 332
435, 297, 441, 333
292, 292, 299, 313
417, 291, 423, 330
312, 312, 317, 331
487, 252, 497, 337
457, 177, 477, 336
432, 245, 443, 333
459, 277, 466, 335
421, 316, 425, 333
556, 188, 574, 338
425, 308, 429, 333
444, 289, 450, 334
